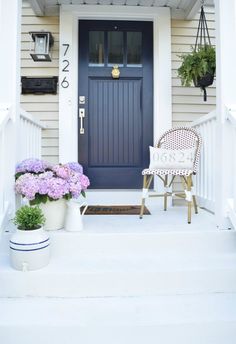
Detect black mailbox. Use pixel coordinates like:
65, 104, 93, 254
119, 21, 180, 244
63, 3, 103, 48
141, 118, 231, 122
21, 76, 58, 94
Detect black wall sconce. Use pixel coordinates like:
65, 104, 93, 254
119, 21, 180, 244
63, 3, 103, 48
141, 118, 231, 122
29, 31, 54, 62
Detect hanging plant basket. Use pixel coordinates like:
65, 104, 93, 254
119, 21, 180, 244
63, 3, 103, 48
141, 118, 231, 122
193, 70, 215, 88
177, 3, 216, 101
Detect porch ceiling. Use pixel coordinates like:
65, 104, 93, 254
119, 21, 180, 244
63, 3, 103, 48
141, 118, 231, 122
29, 0, 214, 19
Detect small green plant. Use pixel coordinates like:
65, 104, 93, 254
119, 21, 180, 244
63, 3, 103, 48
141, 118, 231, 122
13, 206, 45, 230
177, 45, 215, 87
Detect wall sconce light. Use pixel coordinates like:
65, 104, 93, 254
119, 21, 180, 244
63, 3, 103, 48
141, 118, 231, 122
29, 31, 54, 62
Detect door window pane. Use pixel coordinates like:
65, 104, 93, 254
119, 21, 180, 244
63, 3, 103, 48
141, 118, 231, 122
127, 32, 142, 67
108, 31, 124, 66
89, 31, 104, 66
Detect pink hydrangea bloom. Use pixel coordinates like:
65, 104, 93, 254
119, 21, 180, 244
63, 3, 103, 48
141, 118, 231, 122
53, 165, 71, 179
80, 174, 90, 190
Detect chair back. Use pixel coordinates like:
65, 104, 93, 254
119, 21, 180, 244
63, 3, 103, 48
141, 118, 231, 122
157, 127, 202, 173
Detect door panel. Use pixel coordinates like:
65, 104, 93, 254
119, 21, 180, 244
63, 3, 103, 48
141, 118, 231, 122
78, 20, 153, 189
89, 78, 142, 167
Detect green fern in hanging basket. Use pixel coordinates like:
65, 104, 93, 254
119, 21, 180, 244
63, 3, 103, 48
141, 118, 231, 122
177, 45, 216, 87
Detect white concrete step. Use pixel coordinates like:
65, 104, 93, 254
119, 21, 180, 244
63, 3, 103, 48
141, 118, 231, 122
1, 294, 236, 344
1, 228, 236, 297
1, 249, 236, 297
50, 229, 236, 255
2, 229, 236, 255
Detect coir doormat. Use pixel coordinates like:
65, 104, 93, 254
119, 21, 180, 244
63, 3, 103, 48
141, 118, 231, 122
84, 205, 151, 215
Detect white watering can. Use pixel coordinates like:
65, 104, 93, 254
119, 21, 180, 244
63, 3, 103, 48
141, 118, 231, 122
64, 200, 88, 232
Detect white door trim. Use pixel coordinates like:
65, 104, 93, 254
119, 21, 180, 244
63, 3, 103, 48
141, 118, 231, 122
59, 5, 172, 163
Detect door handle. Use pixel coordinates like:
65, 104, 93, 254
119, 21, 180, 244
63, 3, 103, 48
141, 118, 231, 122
79, 108, 85, 134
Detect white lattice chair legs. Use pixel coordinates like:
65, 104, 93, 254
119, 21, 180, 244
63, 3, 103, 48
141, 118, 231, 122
139, 175, 153, 219
184, 175, 198, 224
186, 175, 192, 224
164, 175, 168, 211
191, 182, 198, 215
139, 174, 198, 223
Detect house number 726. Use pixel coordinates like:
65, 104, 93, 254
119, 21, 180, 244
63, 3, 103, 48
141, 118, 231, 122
61, 44, 70, 88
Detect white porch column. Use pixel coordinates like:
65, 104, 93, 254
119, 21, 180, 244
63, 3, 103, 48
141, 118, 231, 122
214, 0, 236, 228
0, 0, 21, 107
0, 0, 22, 216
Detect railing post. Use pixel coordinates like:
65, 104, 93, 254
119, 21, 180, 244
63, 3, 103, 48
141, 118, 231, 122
233, 127, 236, 213
19, 109, 45, 160
192, 111, 217, 213
214, 0, 236, 228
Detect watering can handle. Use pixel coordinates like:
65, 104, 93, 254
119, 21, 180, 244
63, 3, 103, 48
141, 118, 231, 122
80, 202, 88, 216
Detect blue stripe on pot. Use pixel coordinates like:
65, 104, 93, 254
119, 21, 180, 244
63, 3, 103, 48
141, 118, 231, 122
10, 238, 49, 246
10, 244, 50, 252
10, 237, 50, 252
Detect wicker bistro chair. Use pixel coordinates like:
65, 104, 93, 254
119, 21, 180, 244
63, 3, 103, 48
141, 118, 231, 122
139, 127, 202, 224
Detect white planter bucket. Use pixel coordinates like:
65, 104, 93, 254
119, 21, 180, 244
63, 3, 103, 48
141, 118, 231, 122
39, 199, 66, 231
10, 227, 50, 271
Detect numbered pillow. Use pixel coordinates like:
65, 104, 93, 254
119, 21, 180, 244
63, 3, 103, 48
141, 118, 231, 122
149, 146, 195, 170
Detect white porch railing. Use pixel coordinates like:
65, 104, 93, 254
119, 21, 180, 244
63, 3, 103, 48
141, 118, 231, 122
192, 110, 217, 213
19, 108, 45, 161
0, 106, 45, 232
15, 109, 46, 211
225, 106, 236, 229
0, 105, 13, 229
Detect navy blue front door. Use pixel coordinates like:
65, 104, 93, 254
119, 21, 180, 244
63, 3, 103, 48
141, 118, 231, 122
78, 20, 153, 188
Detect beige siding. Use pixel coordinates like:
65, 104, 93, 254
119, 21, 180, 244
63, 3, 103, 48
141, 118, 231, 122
171, 7, 216, 128
171, 8, 216, 201
20, 1, 59, 164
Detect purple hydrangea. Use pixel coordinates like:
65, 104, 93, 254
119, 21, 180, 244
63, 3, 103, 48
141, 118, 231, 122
67, 172, 90, 198
16, 159, 52, 174
68, 180, 82, 198
15, 173, 39, 200
46, 177, 69, 200
15, 159, 90, 202
67, 172, 80, 197
38, 172, 54, 195
65, 162, 83, 174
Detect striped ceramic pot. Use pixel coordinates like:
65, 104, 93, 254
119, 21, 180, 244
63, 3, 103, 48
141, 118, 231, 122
10, 227, 50, 271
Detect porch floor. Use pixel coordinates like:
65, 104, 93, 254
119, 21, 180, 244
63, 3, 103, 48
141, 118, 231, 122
82, 206, 216, 233
81, 190, 217, 233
